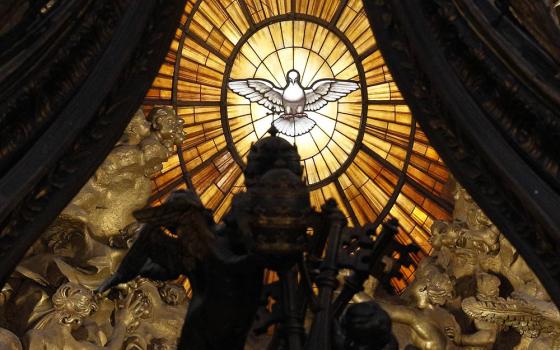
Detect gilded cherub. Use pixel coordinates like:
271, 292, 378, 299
23, 282, 149, 350
69, 108, 186, 240
378, 264, 462, 349
445, 273, 500, 349
119, 278, 189, 349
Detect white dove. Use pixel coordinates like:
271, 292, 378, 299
228, 69, 359, 136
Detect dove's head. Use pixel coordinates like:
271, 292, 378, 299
287, 70, 300, 84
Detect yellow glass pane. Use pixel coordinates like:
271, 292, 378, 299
305, 159, 319, 184
144, 1, 455, 296
225, 1, 250, 34
350, 195, 375, 225
314, 155, 331, 180
309, 188, 327, 210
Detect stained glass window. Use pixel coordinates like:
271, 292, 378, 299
143, 0, 454, 292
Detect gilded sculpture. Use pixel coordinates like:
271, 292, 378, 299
0, 108, 189, 350
94, 127, 407, 350
378, 263, 461, 349
365, 184, 560, 350
448, 272, 499, 349
23, 282, 145, 350
0, 106, 559, 349
68, 107, 185, 241
0, 327, 22, 350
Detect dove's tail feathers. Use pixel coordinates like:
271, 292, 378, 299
274, 116, 316, 137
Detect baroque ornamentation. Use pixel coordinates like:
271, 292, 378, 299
0, 327, 22, 350
68, 108, 185, 240
0, 109, 189, 349
97, 129, 414, 350
0, 0, 187, 290
365, 184, 560, 350
377, 263, 460, 349
362, 0, 560, 308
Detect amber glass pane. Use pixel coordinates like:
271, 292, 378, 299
143, 0, 453, 293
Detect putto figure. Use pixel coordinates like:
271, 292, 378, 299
228, 69, 359, 136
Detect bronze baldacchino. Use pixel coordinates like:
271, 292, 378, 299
99, 127, 414, 350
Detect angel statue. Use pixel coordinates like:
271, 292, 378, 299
97, 181, 267, 350
98, 128, 404, 350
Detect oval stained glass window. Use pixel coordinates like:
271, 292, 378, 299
143, 0, 454, 292
225, 19, 365, 188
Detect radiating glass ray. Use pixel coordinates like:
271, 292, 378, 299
245, 0, 292, 23
142, 0, 454, 293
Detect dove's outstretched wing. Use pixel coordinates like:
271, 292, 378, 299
228, 79, 284, 111
304, 79, 359, 111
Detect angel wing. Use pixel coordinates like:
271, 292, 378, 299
97, 190, 214, 293
228, 79, 284, 111
304, 79, 359, 111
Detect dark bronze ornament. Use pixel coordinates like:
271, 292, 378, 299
99, 129, 412, 350
334, 302, 398, 350
248, 168, 311, 258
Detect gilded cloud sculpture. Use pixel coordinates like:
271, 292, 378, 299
0, 108, 189, 350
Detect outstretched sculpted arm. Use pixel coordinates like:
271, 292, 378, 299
98, 291, 151, 350
456, 327, 497, 347
97, 224, 182, 292
378, 301, 449, 350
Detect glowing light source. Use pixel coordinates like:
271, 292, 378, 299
143, 0, 453, 292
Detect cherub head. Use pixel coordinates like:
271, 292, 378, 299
466, 207, 494, 231
408, 264, 455, 308
52, 282, 98, 327
148, 107, 185, 152
425, 271, 455, 306
159, 283, 188, 306
429, 221, 465, 250
43, 215, 87, 259
475, 273, 500, 300
448, 247, 478, 279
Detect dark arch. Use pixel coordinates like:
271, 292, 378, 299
0, 0, 188, 287
363, 0, 560, 306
